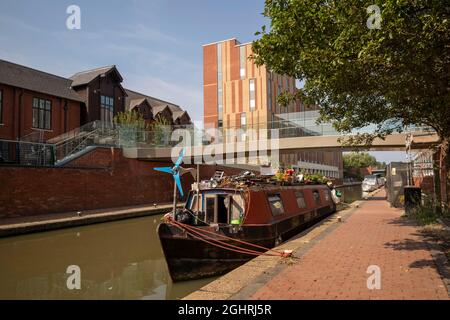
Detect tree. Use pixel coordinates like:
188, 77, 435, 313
114, 111, 148, 146
252, 0, 450, 204
343, 152, 378, 169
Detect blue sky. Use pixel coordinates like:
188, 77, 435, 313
0, 0, 405, 163
0, 0, 268, 122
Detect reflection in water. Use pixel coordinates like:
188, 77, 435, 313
0, 215, 214, 299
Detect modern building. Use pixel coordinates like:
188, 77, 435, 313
202, 38, 343, 178
203, 38, 298, 131
0, 59, 192, 143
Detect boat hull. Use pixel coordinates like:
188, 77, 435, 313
158, 205, 335, 282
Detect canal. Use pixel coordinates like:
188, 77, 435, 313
0, 183, 365, 299
0, 214, 215, 299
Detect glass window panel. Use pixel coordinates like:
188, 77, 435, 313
217, 43, 222, 82
239, 46, 246, 80
230, 195, 244, 222
240, 68, 245, 79
268, 194, 284, 216
101, 96, 105, 105
313, 190, 321, 205
249, 80, 255, 92
295, 191, 307, 209
39, 109, 44, 129
45, 110, 51, 129
241, 113, 246, 126
206, 197, 216, 223
32, 108, 38, 128
39, 99, 45, 109
324, 190, 330, 202
45, 100, 51, 111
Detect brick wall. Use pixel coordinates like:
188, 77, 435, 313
0, 148, 247, 218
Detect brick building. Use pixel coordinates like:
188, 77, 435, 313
0, 59, 83, 142
0, 59, 191, 144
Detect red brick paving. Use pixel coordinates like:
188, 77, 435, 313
252, 189, 449, 300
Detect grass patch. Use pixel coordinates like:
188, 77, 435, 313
408, 198, 450, 226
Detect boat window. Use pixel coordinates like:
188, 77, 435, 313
295, 191, 307, 209
205, 196, 216, 223
217, 195, 228, 224
230, 195, 244, 224
189, 193, 203, 211
268, 194, 284, 216
324, 190, 331, 202
312, 190, 321, 205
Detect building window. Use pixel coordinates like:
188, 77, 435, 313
295, 191, 307, 209
217, 43, 223, 127
101, 95, 114, 123
218, 85, 223, 126
267, 72, 272, 111
268, 193, 284, 216
239, 46, 246, 79
249, 79, 256, 111
277, 83, 282, 107
240, 112, 246, 141
32, 98, 51, 130
0, 90, 2, 123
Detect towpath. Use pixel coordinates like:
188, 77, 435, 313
185, 189, 449, 300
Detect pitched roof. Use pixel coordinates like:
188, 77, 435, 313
172, 110, 189, 121
0, 59, 84, 102
69, 65, 123, 87
152, 104, 172, 116
124, 89, 183, 112
124, 88, 191, 122
128, 98, 147, 110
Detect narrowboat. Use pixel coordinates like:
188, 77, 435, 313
157, 176, 337, 282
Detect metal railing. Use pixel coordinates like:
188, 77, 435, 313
53, 121, 118, 163
0, 140, 55, 166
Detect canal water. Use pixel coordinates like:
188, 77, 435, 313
0, 215, 215, 299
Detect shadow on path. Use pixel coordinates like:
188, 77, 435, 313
384, 218, 450, 288
366, 196, 387, 201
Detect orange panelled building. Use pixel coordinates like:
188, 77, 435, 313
203, 38, 343, 179
203, 38, 297, 130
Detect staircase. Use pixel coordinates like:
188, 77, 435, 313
52, 121, 118, 166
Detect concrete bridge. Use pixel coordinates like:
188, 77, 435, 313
122, 130, 439, 162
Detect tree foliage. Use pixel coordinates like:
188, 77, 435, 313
252, 0, 450, 146
114, 111, 147, 130
343, 152, 378, 169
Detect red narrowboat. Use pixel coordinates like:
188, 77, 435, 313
158, 180, 336, 282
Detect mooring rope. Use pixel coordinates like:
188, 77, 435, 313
167, 217, 292, 258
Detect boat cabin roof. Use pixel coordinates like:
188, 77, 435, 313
186, 184, 333, 226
